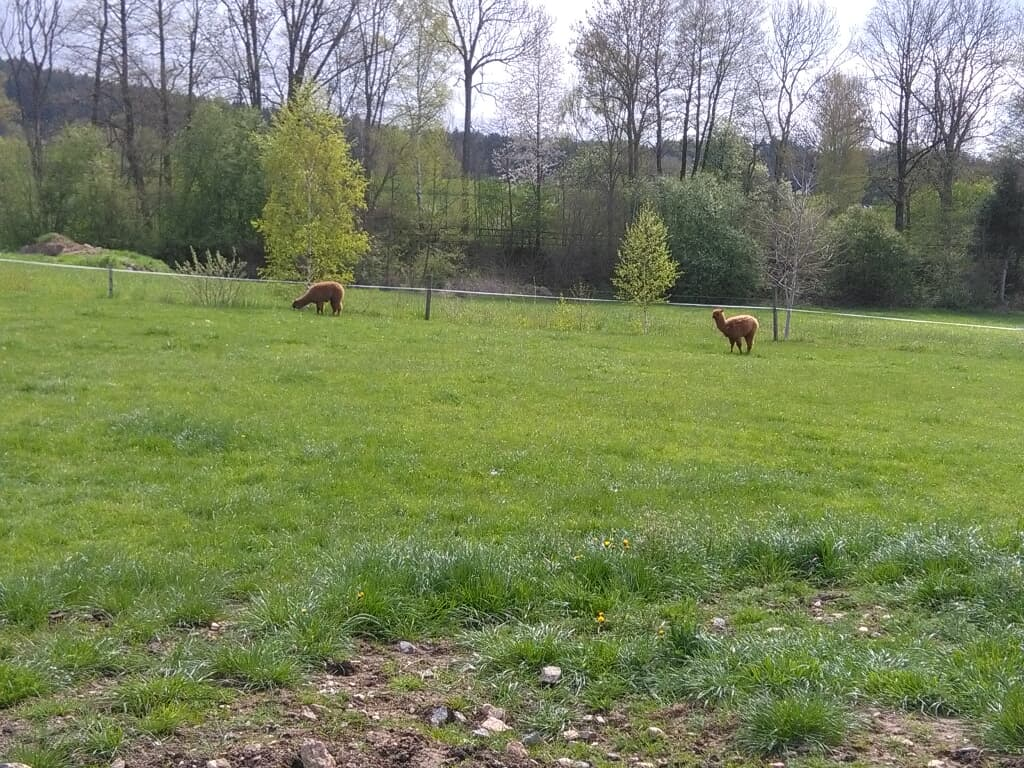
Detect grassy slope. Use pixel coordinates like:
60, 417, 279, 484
2, 258, 1024, 763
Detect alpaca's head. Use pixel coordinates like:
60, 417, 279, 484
292, 300, 301, 309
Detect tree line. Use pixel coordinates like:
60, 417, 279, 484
1, 0, 1023, 309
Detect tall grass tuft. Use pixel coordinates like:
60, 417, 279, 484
736, 694, 847, 755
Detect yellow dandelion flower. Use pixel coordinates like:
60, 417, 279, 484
596, 611, 606, 624
603, 539, 612, 548
622, 538, 631, 549
573, 554, 583, 561
357, 591, 365, 600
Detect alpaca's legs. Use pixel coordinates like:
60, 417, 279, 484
744, 333, 755, 353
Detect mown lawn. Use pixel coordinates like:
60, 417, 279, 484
2, 258, 1024, 767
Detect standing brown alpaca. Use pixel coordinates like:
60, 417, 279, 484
712, 308, 759, 353
292, 281, 345, 315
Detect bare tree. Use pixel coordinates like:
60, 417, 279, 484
392, 0, 451, 223
441, 0, 539, 176
647, 0, 677, 175
0, 0, 67, 188
348, 0, 410, 171
269, 0, 359, 103
112, 0, 147, 212
925, 0, 1014, 227
675, 0, 761, 178
220, 0, 272, 109
811, 72, 872, 210
573, 0, 659, 179
759, 188, 833, 338
754, 0, 840, 184
498, 11, 564, 253
860, 0, 943, 230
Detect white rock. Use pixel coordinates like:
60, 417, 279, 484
482, 704, 506, 721
397, 640, 416, 653
298, 706, 318, 721
540, 665, 562, 684
647, 726, 666, 738
111, 760, 127, 768
480, 716, 510, 733
505, 741, 529, 758
555, 759, 574, 768
298, 739, 337, 768
206, 760, 231, 768
472, 728, 490, 737
562, 728, 581, 740
927, 761, 945, 768
711, 617, 727, 630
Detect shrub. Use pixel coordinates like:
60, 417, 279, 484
174, 247, 248, 307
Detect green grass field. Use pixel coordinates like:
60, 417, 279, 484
2, 258, 1024, 766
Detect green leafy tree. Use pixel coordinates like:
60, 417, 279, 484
973, 161, 1024, 305
40, 124, 141, 248
613, 203, 680, 333
168, 104, 265, 260
655, 176, 760, 303
0, 135, 37, 248
254, 85, 369, 282
828, 205, 917, 306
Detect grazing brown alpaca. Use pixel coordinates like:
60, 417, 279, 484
292, 281, 345, 315
712, 308, 759, 353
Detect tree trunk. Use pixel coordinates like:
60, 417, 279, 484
92, 0, 109, 125
119, 0, 147, 216
461, 68, 473, 175
999, 257, 1009, 304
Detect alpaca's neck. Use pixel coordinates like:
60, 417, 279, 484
713, 313, 728, 332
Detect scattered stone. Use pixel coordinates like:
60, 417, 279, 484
606, 752, 622, 761
950, 746, 981, 763
427, 706, 451, 727
505, 741, 529, 758
637, 762, 656, 768
522, 731, 544, 746
206, 760, 231, 768
325, 658, 357, 676
540, 665, 562, 684
555, 760, 574, 768
298, 706, 318, 721
562, 728, 581, 741
893, 736, 916, 748
397, 640, 416, 654
711, 616, 727, 630
858, 626, 870, 634
453, 711, 468, 724
0, 764, 34, 768
480, 716, 510, 733
353, 693, 366, 703
472, 728, 491, 737
482, 704, 506, 721
420, 669, 435, 679
111, 760, 127, 768
768, 763, 786, 768
928, 761, 945, 768
647, 726, 666, 738
298, 740, 337, 768
595, 715, 607, 725
582, 714, 594, 722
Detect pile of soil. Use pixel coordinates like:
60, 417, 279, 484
19, 233, 104, 256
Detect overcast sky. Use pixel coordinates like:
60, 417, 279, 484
457, 0, 875, 129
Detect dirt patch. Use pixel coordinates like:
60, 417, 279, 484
18, 233, 104, 256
